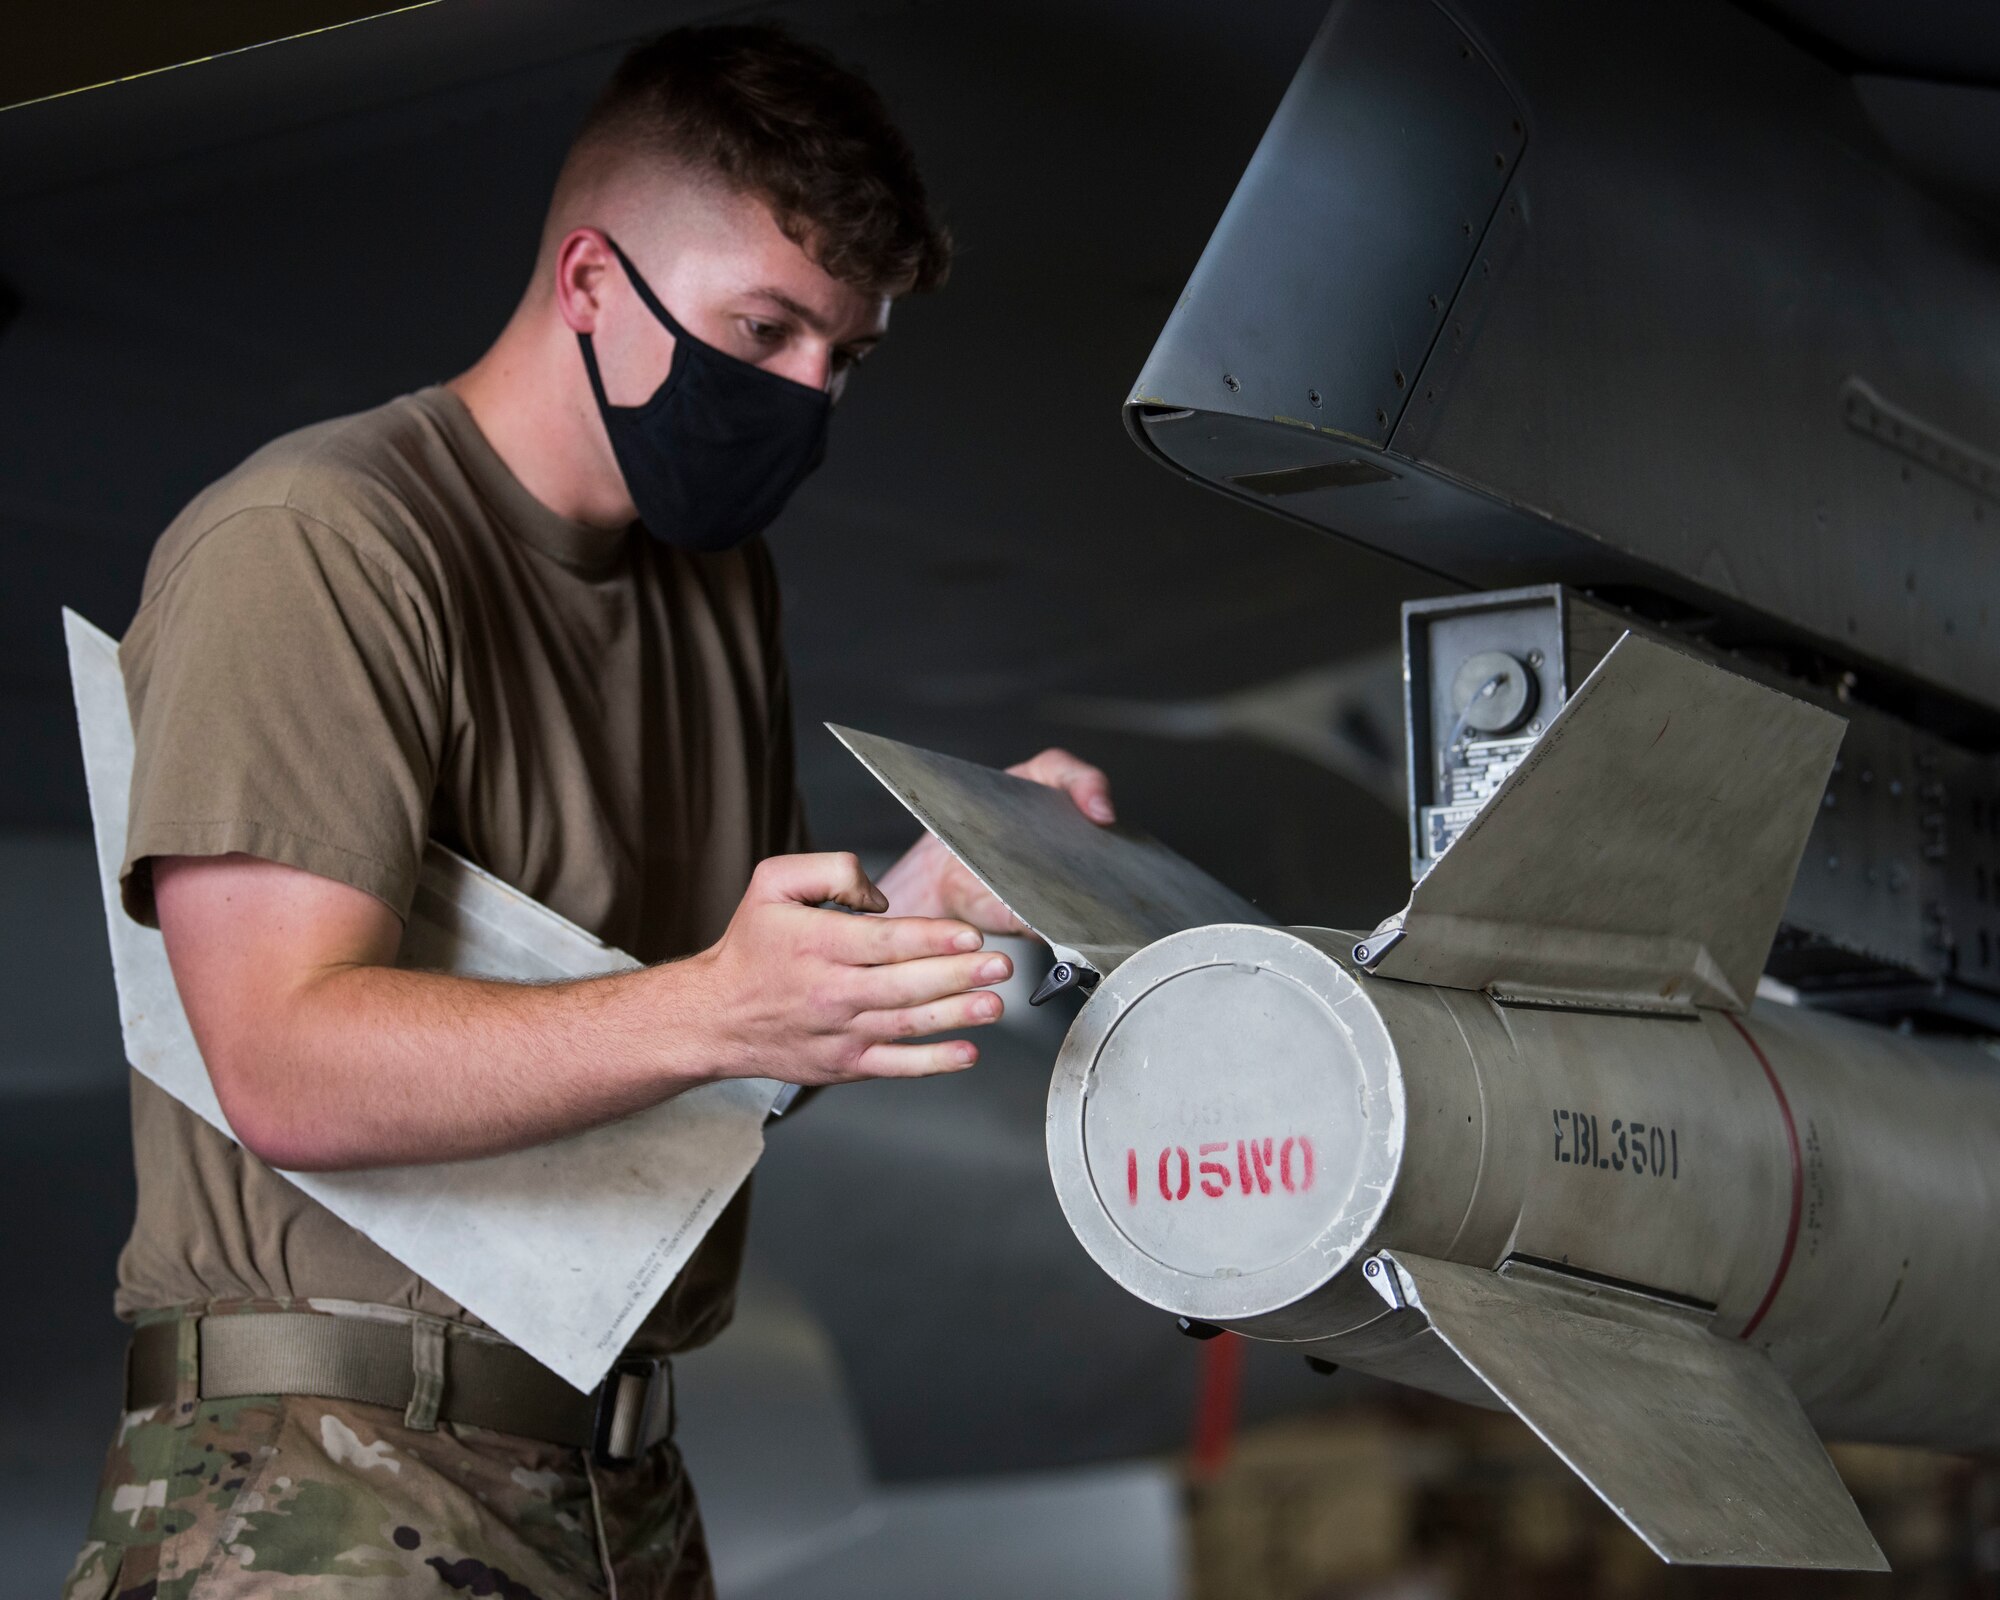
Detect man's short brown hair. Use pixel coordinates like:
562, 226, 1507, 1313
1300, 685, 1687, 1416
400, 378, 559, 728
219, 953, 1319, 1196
573, 23, 951, 296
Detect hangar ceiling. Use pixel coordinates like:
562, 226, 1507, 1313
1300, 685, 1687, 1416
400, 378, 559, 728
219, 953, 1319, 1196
2, 0, 1997, 922
6, 0, 2000, 1496
0, 0, 1434, 936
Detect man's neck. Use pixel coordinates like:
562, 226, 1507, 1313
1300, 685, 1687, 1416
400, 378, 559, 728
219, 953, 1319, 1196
447, 317, 636, 531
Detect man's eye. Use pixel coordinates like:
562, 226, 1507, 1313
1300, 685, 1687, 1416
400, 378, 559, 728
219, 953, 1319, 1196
742, 319, 786, 344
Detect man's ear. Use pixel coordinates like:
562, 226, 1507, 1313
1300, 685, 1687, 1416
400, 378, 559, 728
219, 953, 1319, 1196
554, 228, 615, 335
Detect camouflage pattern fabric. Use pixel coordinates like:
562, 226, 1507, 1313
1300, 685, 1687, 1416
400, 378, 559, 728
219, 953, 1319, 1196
62, 1320, 711, 1599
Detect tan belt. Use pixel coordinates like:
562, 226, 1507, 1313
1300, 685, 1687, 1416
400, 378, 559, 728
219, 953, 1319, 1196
127, 1312, 673, 1465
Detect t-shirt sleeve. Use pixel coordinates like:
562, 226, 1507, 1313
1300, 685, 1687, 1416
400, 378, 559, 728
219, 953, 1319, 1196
119, 506, 448, 927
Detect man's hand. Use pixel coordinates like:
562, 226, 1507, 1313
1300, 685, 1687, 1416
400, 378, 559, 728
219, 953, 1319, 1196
877, 746, 1116, 931
685, 851, 1009, 1084
156, 849, 1008, 1172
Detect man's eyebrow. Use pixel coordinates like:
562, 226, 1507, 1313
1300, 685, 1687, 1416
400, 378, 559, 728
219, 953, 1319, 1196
747, 287, 882, 346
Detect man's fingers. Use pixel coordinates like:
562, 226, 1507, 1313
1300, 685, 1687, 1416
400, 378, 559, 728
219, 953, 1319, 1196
750, 851, 888, 913
1009, 746, 1115, 824
848, 1038, 981, 1079
824, 911, 986, 963
857, 989, 1005, 1041
848, 950, 1013, 1010
961, 886, 1030, 937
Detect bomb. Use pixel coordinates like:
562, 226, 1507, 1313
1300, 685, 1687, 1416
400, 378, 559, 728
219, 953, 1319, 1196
837, 632, 2000, 1570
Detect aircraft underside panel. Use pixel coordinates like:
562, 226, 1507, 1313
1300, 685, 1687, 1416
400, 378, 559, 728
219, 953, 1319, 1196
1126, 0, 2000, 741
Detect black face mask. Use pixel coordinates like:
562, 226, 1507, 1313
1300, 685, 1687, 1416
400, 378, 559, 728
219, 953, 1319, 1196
578, 236, 831, 554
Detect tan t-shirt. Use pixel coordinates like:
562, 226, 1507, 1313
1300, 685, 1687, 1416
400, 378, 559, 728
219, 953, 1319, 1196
114, 385, 804, 1356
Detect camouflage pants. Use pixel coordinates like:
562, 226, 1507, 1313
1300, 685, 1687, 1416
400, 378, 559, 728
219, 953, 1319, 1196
61, 1390, 712, 1599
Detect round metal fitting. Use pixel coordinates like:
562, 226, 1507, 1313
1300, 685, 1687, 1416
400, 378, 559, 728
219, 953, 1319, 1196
1046, 925, 1405, 1324
1450, 649, 1537, 735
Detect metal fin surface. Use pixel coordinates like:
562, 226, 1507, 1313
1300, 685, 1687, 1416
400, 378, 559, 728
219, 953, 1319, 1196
1362, 633, 1844, 1011
65, 609, 780, 1392
1369, 1251, 1887, 1571
828, 725, 1269, 975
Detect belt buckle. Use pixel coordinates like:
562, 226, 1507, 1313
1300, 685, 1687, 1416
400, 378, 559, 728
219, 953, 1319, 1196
592, 1355, 663, 1467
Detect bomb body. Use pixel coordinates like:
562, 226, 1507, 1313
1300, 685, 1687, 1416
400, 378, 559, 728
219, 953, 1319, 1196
1048, 922, 2000, 1452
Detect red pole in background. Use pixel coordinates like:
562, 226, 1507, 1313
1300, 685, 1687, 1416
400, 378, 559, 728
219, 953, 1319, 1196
1189, 1331, 1245, 1480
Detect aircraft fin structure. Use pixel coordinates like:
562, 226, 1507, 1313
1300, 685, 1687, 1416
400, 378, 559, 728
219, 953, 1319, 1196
65, 608, 778, 1392
1368, 1251, 1887, 1571
1357, 633, 1844, 1012
828, 725, 1269, 977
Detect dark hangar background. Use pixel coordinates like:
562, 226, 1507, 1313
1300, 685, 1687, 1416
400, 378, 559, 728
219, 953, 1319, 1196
3, 0, 1998, 1591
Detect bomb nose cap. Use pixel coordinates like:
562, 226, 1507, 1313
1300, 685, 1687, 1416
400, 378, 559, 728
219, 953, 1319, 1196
1047, 923, 1405, 1324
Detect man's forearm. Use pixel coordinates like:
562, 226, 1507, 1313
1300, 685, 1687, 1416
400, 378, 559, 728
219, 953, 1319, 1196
160, 849, 998, 1175
209, 958, 721, 1172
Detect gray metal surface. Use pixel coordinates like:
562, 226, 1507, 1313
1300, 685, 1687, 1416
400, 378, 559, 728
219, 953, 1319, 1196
1791, 721, 2000, 1009
853, 713, 2000, 1505
1404, 585, 1572, 877
748, 1468, 1183, 1600
1448, 650, 1534, 737
668, 1267, 1188, 1599
1047, 924, 1405, 1325
1024, 711, 2000, 1566
1289, 1309, 1501, 1413
1368, 1251, 1887, 1570
830, 725, 1268, 975
1363, 634, 1845, 1012
1855, 76, 2000, 226
1410, 584, 2000, 1015
400, 854, 639, 981
1553, 594, 1992, 1006
1125, 0, 1523, 455
68, 608, 778, 1391
1048, 914, 2000, 1454
1125, 0, 2000, 738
